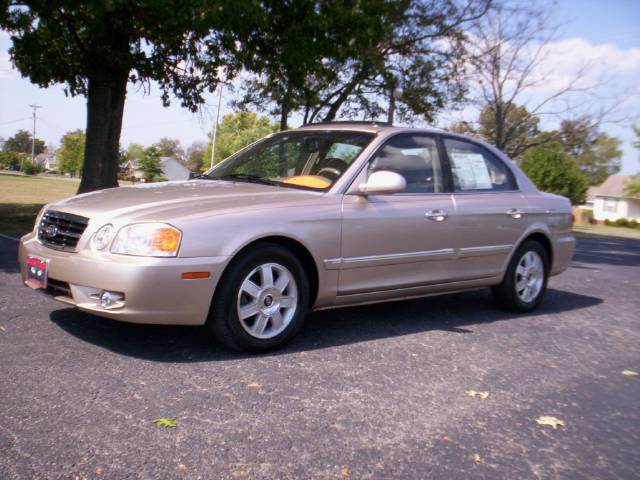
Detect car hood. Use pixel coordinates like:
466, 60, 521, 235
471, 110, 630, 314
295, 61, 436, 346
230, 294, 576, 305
50, 180, 327, 223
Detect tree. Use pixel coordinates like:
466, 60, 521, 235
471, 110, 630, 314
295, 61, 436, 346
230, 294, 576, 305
3, 129, 45, 155
464, 2, 612, 158
126, 143, 145, 164
57, 130, 86, 176
0, 151, 21, 169
476, 103, 541, 159
521, 145, 588, 205
624, 126, 640, 197
559, 119, 622, 185
185, 141, 207, 173
139, 147, 164, 182
205, 111, 278, 165
152, 137, 184, 162
1, 1, 249, 193
236, 1, 489, 128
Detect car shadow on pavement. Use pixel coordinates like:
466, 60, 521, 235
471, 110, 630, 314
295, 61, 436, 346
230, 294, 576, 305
49, 287, 602, 362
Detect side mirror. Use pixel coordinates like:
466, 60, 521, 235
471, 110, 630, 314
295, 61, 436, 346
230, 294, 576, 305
358, 170, 406, 195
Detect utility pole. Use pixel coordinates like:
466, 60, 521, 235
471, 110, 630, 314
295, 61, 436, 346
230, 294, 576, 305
26, 104, 41, 171
209, 84, 223, 169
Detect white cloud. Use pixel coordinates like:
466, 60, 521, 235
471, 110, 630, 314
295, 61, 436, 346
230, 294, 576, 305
526, 37, 640, 94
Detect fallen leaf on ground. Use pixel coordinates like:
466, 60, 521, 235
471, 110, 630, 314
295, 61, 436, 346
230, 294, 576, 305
177, 463, 187, 470
247, 383, 261, 388
621, 369, 639, 377
465, 390, 490, 399
340, 467, 350, 477
0, 326, 5, 332
536, 416, 565, 429
152, 417, 178, 428
473, 454, 482, 464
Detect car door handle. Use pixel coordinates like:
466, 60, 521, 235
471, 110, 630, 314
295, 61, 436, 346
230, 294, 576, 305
425, 209, 448, 221
506, 208, 523, 219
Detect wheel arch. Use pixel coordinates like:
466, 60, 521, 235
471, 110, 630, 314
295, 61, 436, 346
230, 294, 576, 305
516, 231, 553, 270
215, 235, 320, 308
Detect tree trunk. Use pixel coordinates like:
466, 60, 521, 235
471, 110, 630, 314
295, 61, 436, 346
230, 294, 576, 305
279, 92, 290, 131
77, 71, 128, 193
387, 88, 396, 125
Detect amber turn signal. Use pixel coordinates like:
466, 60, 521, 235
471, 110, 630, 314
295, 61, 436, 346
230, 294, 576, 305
181, 271, 210, 280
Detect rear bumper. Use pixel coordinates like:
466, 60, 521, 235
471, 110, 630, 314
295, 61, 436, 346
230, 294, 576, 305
18, 232, 229, 325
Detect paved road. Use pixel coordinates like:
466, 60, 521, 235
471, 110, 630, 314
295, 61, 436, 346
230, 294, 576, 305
1, 235, 638, 479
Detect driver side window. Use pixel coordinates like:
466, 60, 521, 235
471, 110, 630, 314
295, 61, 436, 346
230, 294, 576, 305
367, 134, 444, 193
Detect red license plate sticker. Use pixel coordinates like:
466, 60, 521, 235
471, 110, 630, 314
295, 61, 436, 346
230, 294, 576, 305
26, 256, 48, 289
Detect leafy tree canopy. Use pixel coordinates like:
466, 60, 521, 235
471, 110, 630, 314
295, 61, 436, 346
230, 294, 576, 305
236, 0, 489, 127
139, 146, 164, 182
477, 102, 541, 159
152, 137, 184, 162
3, 129, 45, 155
57, 130, 86, 176
521, 144, 588, 205
559, 119, 622, 186
206, 111, 278, 166
126, 143, 145, 163
185, 141, 208, 173
0, 0, 250, 192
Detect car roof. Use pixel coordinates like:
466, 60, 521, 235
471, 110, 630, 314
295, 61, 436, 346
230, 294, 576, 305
294, 121, 446, 135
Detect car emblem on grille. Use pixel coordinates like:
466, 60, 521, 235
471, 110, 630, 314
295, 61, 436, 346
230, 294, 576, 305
44, 224, 58, 238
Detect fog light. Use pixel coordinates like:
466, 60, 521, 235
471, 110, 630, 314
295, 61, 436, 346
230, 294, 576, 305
100, 290, 123, 308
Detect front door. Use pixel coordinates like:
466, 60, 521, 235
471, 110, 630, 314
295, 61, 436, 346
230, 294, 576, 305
336, 133, 457, 296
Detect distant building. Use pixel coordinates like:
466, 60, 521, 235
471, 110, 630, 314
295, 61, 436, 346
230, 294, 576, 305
35, 153, 58, 171
159, 157, 190, 181
121, 156, 191, 182
584, 174, 640, 222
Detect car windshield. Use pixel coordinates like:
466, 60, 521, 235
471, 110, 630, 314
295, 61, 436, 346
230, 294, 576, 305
203, 130, 374, 191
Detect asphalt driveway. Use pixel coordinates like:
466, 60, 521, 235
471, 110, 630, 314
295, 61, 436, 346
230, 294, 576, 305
1, 234, 638, 479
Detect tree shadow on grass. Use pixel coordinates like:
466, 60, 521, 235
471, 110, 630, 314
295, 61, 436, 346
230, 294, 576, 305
50, 287, 602, 362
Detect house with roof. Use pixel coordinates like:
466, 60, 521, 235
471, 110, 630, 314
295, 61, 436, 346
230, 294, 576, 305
584, 174, 640, 222
35, 153, 58, 171
121, 156, 191, 182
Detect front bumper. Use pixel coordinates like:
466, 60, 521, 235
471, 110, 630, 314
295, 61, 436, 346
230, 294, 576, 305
18, 232, 229, 325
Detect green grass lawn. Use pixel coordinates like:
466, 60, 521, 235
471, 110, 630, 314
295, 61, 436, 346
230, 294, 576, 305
0, 173, 79, 236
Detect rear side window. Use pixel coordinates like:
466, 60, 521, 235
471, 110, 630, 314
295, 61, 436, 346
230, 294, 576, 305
443, 138, 516, 192
368, 134, 444, 193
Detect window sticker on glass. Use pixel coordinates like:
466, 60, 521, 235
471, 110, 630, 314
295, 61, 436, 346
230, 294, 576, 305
450, 153, 492, 190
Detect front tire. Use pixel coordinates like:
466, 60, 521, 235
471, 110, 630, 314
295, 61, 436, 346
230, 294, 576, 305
492, 240, 549, 312
207, 244, 310, 353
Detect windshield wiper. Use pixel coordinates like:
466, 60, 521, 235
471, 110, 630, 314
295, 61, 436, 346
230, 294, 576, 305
215, 173, 279, 186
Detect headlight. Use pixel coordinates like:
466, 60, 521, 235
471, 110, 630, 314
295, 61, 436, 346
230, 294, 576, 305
110, 223, 182, 257
33, 206, 47, 233
92, 224, 115, 250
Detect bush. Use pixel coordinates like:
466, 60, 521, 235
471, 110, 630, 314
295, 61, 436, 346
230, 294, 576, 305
0, 151, 22, 169
614, 218, 629, 228
521, 146, 588, 205
22, 160, 43, 175
604, 219, 612, 226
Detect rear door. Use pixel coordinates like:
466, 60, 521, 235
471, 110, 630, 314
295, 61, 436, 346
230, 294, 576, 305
441, 136, 528, 279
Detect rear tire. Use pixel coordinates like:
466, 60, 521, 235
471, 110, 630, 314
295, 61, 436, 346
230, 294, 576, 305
207, 243, 310, 353
492, 240, 549, 312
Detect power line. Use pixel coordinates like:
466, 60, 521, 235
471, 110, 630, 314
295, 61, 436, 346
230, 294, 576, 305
0, 117, 31, 126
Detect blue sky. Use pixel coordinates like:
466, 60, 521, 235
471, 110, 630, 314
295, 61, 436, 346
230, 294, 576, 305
1, 0, 639, 173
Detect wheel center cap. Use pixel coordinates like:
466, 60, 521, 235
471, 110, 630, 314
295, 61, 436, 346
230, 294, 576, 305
263, 295, 273, 307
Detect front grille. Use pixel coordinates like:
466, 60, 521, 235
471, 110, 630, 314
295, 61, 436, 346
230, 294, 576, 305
45, 278, 72, 298
38, 210, 89, 251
